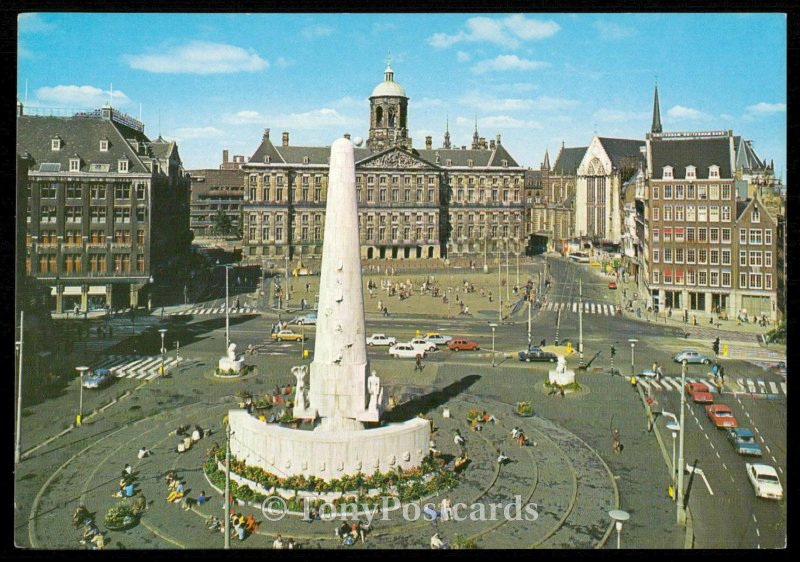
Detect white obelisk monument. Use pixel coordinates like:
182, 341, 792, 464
295, 136, 383, 430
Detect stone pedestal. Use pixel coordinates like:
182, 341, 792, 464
218, 342, 244, 373
548, 368, 576, 386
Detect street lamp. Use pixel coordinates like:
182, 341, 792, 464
578, 278, 584, 368
148, 275, 154, 312
285, 253, 291, 306
608, 509, 630, 549
158, 328, 167, 376
666, 420, 680, 493
14, 311, 24, 464
628, 338, 638, 378
490, 323, 498, 367
677, 359, 688, 525
75, 365, 90, 426
504, 238, 510, 304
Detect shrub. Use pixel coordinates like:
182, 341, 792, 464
516, 401, 532, 415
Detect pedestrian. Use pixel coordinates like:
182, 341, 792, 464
656, 363, 664, 380
306, 282, 310, 293
415, 354, 424, 371
377, 299, 383, 313
683, 309, 689, 324
497, 451, 510, 465
454, 430, 465, 449
383, 306, 389, 317
612, 428, 622, 454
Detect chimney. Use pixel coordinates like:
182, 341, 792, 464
222, 149, 229, 165
490, 139, 496, 149
496, 134, 501, 145
344, 133, 351, 140
425, 136, 432, 150
462, 146, 466, 150
263, 128, 270, 141
480, 137, 486, 149
17, 100, 23, 117
282, 132, 289, 147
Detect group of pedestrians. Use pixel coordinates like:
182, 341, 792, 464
334, 520, 369, 546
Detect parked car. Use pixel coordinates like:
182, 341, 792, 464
448, 338, 480, 351
685, 381, 714, 404
82, 368, 112, 389
705, 404, 738, 428
745, 463, 783, 499
727, 428, 763, 457
408, 338, 437, 353
568, 252, 590, 263
389, 343, 425, 359
608, 281, 617, 289
271, 329, 305, 342
290, 313, 317, 326
673, 350, 712, 364
518, 347, 558, 362
423, 332, 452, 346
366, 334, 396, 347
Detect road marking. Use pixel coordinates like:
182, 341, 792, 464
722, 462, 727, 470
730, 475, 735, 483
753, 427, 760, 433
769, 382, 779, 394
771, 455, 777, 464
759, 436, 765, 443
765, 445, 771, 453
756, 529, 761, 537
780, 382, 787, 395
746, 412, 752, 418
778, 467, 783, 474
715, 451, 720, 458
709, 442, 715, 449
704, 433, 710, 440
753, 514, 758, 523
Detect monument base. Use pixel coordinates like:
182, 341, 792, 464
218, 357, 244, 373
228, 409, 430, 480
548, 369, 576, 386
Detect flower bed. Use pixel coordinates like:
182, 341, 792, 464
516, 401, 533, 417
103, 501, 139, 531
203, 445, 458, 510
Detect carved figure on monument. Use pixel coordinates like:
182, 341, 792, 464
556, 355, 567, 375
368, 370, 381, 412
292, 365, 309, 412
227, 343, 238, 362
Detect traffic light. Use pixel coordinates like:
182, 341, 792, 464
610, 345, 616, 358
712, 338, 720, 355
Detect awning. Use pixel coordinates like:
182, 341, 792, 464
88, 286, 107, 295
675, 227, 685, 235
663, 269, 673, 277
676, 270, 684, 279
51, 286, 82, 296
663, 227, 673, 235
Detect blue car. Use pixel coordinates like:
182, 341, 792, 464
727, 428, 762, 457
82, 368, 112, 389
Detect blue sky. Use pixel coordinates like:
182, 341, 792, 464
18, 12, 786, 178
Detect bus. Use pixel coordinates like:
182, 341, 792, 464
568, 252, 590, 263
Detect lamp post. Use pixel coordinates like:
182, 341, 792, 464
516, 251, 520, 286
14, 311, 24, 464
159, 328, 167, 376
497, 243, 502, 322
490, 323, 498, 367
609, 509, 630, 549
223, 264, 232, 350
148, 275, 154, 312
578, 278, 584, 368
667, 421, 679, 493
677, 359, 687, 525
76, 366, 89, 426
483, 215, 488, 273
505, 239, 510, 304
224, 424, 231, 549
628, 338, 638, 377
527, 296, 532, 350
285, 253, 290, 306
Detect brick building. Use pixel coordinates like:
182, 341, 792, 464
17, 103, 192, 313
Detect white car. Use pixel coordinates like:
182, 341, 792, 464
408, 338, 437, 353
389, 343, 426, 359
745, 463, 783, 500
423, 333, 452, 346
366, 334, 396, 347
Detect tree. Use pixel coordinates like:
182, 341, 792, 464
211, 210, 239, 237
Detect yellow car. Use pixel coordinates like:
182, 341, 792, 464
589, 261, 601, 267
271, 329, 305, 342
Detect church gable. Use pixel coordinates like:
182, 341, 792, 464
356, 147, 438, 170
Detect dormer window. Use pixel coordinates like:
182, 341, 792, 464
662, 166, 673, 179
51, 137, 62, 151
501, 159, 508, 168
118, 158, 129, 173
709, 165, 719, 178
303, 156, 310, 164
264, 156, 271, 164
100, 139, 109, 152
685, 166, 696, 180
69, 157, 81, 172
751, 208, 760, 223
467, 159, 473, 167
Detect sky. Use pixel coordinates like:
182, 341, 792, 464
17, 12, 787, 178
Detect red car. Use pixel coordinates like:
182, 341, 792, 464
447, 338, 480, 351
685, 382, 714, 404
608, 281, 617, 289
705, 404, 738, 428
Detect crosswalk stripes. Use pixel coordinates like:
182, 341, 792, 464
544, 301, 615, 316
639, 375, 785, 398
169, 306, 257, 316
88, 354, 181, 381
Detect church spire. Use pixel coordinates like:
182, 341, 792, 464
443, 113, 451, 149
542, 148, 551, 170
471, 114, 480, 149
651, 82, 663, 134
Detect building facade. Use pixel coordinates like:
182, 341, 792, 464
239, 64, 526, 264
188, 158, 245, 239
17, 103, 192, 313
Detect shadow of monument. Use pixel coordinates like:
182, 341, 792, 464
383, 374, 481, 423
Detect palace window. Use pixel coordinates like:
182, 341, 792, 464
652, 249, 660, 263
721, 206, 731, 221
749, 273, 762, 289
118, 159, 129, 173
710, 249, 719, 265
697, 206, 708, 222
686, 227, 695, 242
710, 228, 719, 243
765, 229, 772, 245
663, 185, 673, 199
69, 158, 81, 172
698, 249, 708, 264
698, 185, 707, 200
687, 249, 696, 263
749, 229, 763, 245
710, 270, 719, 287
740, 273, 747, 288
709, 184, 720, 200
765, 274, 773, 290
687, 184, 695, 199
675, 185, 684, 199
740, 251, 747, 266
721, 184, 731, 199
721, 250, 731, 265
652, 185, 659, 199
710, 206, 720, 222
686, 206, 696, 221
749, 251, 762, 267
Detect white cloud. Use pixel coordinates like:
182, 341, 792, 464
413, 97, 446, 109
593, 108, 650, 123
429, 14, 559, 49
275, 57, 294, 68
457, 51, 471, 62
222, 110, 267, 125
35, 85, 130, 108
491, 82, 539, 93
270, 108, 356, 130
471, 55, 548, 75
666, 105, 711, 120
124, 41, 268, 74
592, 20, 635, 40
173, 126, 225, 140
18, 13, 56, 33
459, 91, 532, 111
329, 96, 369, 109
745, 102, 786, 115
302, 24, 334, 39
457, 115, 542, 129
528, 96, 579, 111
